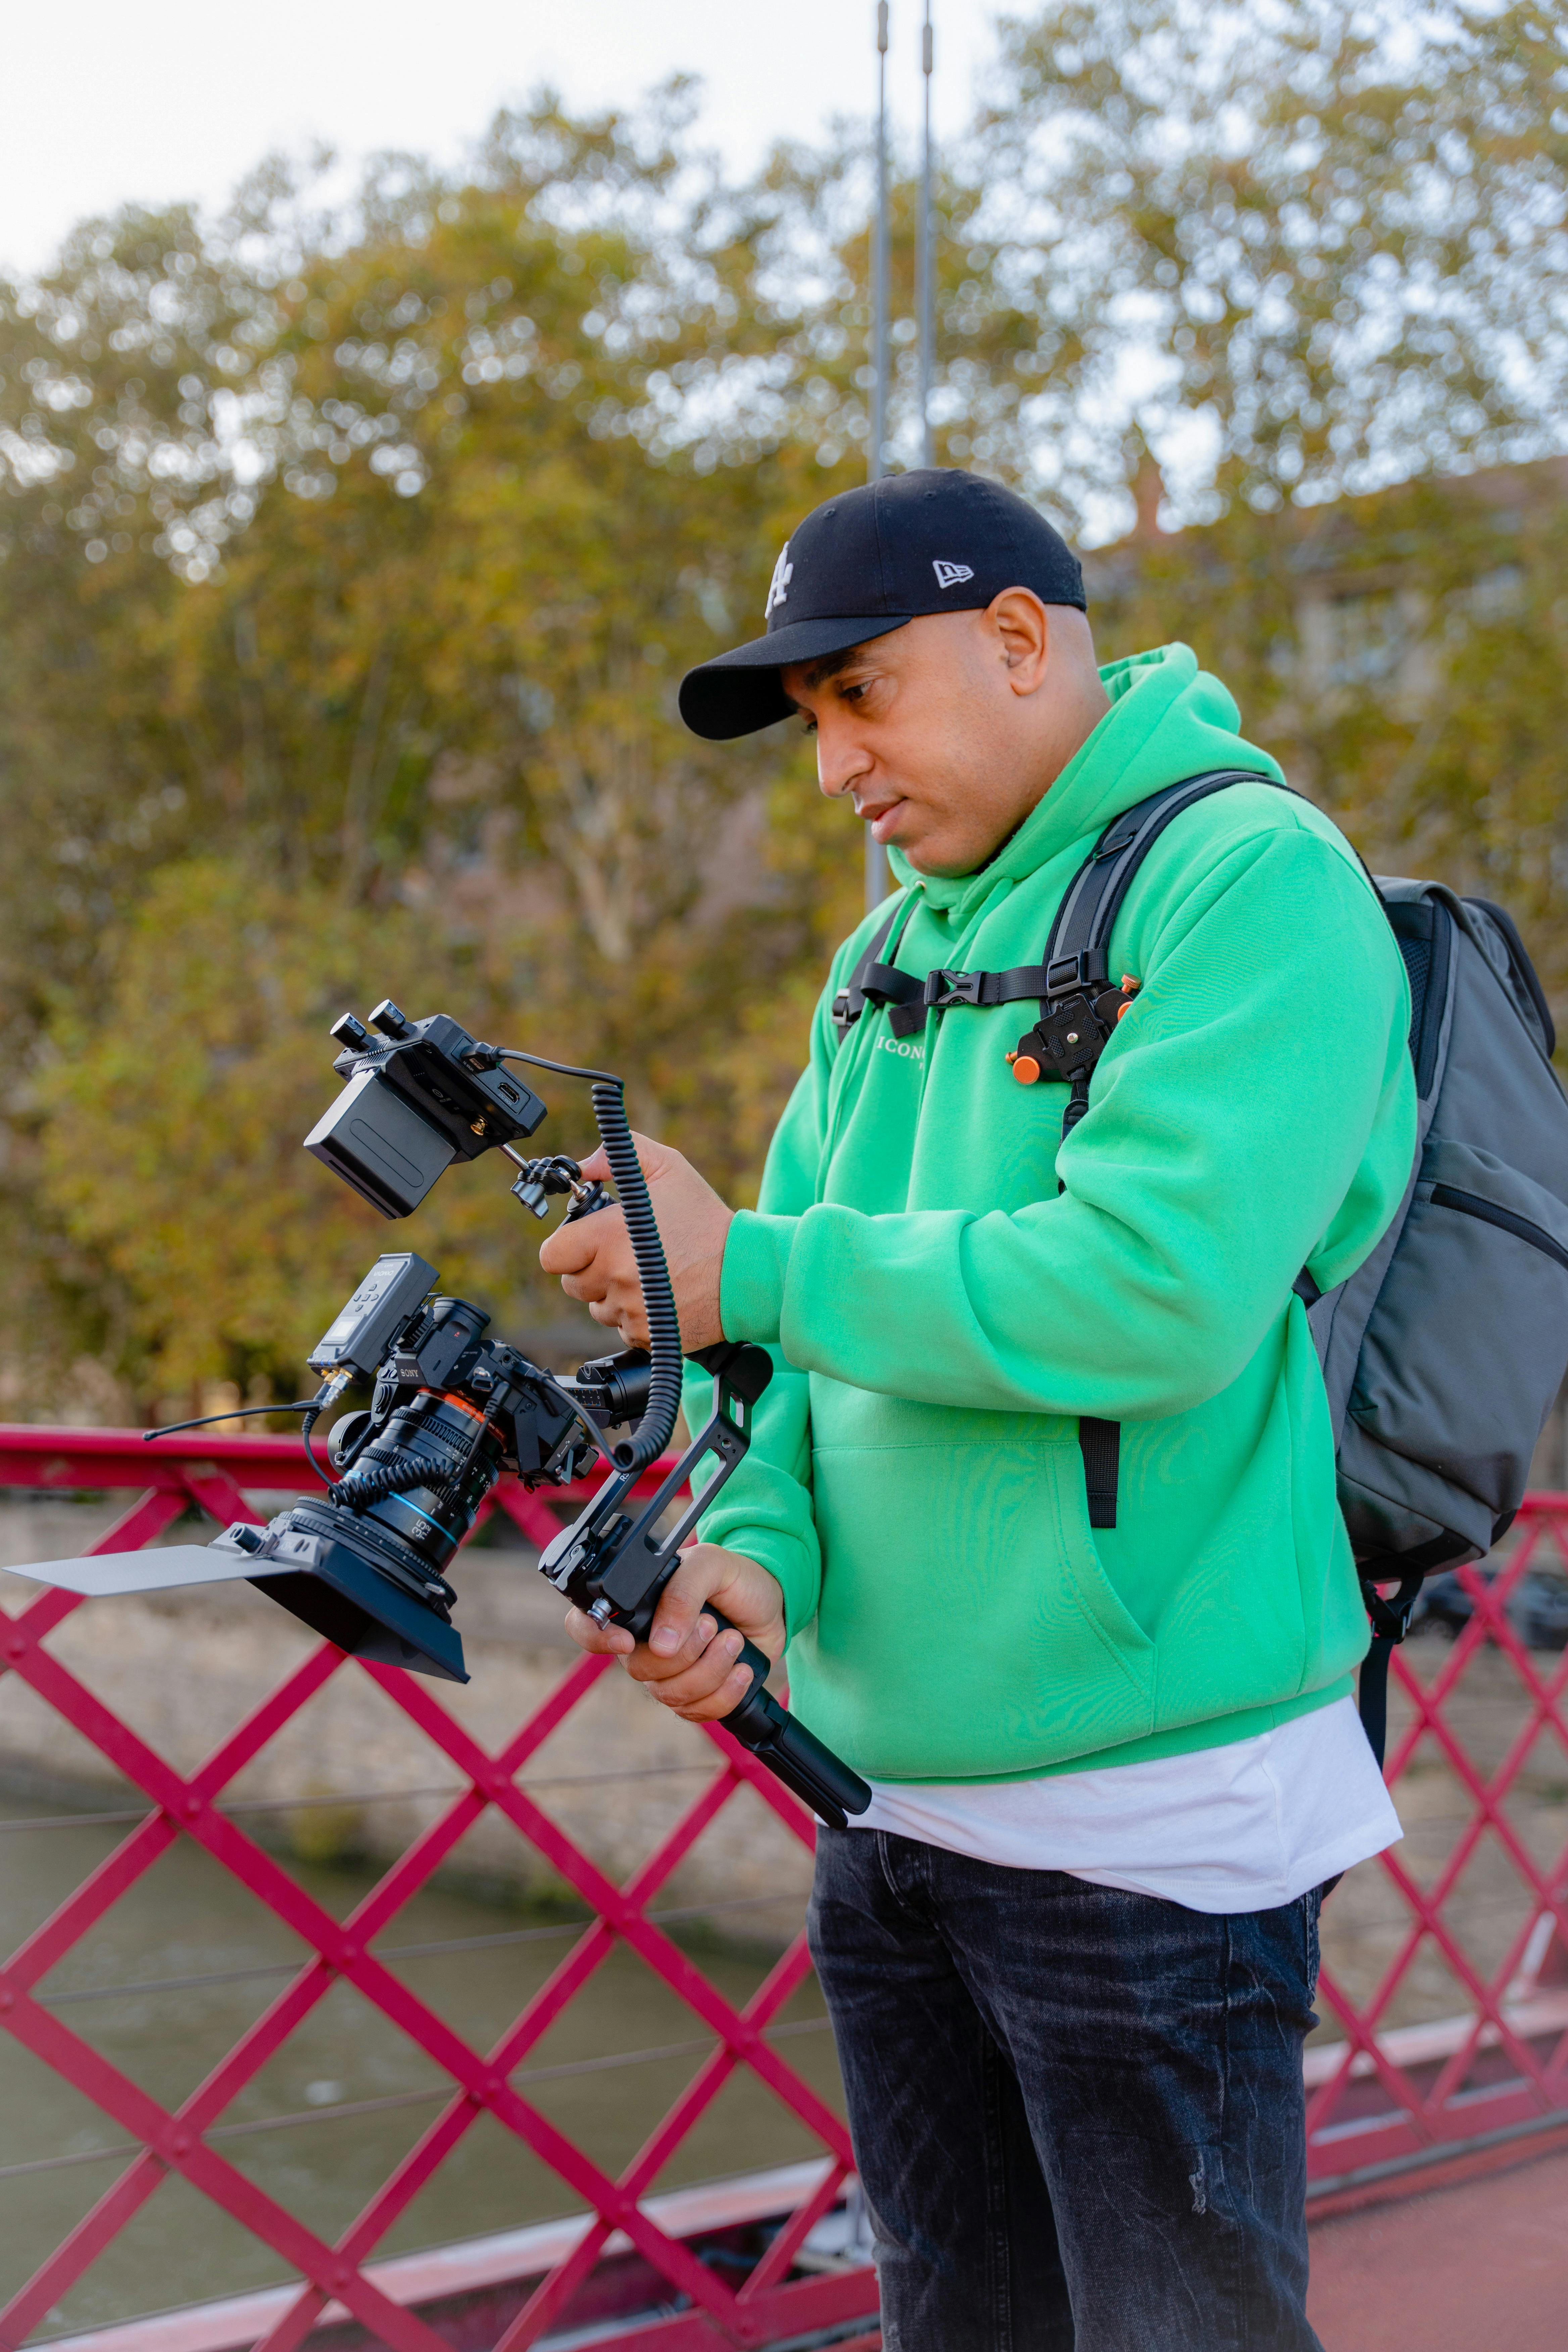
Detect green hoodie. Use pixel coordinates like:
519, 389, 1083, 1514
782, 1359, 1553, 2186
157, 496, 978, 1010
691, 643, 1415, 1782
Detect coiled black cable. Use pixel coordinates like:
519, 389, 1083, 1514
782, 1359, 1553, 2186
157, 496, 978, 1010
331, 1456, 453, 1511
496, 1048, 682, 1474
588, 1078, 682, 1472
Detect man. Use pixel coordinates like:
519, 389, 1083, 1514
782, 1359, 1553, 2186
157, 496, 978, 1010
540, 469, 1412, 2350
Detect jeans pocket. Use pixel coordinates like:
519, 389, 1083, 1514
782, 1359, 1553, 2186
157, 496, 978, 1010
1303, 1887, 1323, 2005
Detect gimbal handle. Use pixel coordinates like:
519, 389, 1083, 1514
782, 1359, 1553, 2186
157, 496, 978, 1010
538, 1342, 871, 1829
708, 1609, 872, 1830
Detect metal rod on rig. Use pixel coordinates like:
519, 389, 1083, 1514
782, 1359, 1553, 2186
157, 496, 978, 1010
919, 0, 935, 468
867, 0, 892, 917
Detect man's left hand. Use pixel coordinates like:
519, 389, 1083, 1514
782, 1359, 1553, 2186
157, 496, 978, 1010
539, 1131, 732, 1351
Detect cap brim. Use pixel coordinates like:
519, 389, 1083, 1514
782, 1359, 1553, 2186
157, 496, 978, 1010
678, 614, 911, 741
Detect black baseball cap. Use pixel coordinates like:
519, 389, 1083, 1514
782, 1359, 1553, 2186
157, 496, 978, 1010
678, 468, 1086, 741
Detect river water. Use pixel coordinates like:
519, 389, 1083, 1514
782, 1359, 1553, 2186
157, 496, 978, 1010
0, 1784, 838, 2339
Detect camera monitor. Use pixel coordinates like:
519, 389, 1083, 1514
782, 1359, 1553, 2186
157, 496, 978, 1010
303, 1000, 547, 1219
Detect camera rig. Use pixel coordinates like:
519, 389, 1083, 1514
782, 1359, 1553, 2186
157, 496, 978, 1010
7, 998, 870, 1830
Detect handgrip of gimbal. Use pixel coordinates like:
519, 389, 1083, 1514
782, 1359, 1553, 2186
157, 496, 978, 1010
709, 1610, 872, 1831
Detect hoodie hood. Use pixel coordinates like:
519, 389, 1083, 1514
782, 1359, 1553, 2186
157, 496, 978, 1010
889, 641, 1285, 923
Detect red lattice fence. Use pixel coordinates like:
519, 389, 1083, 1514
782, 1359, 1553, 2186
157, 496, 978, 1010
0, 1426, 874, 2351
2, 1430, 1568, 2345
1307, 1495, 1568, 2195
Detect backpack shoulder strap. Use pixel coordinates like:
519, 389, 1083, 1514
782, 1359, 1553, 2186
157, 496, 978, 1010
1028, 769, 1285, 1529
1008, 770, 1284, 1113
826, 777, 1291, 1525
1044, 768, 1290, 987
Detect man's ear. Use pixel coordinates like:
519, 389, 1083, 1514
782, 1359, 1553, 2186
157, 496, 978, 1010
988, 589, 1050, 692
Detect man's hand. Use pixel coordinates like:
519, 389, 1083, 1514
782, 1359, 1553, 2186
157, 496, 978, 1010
562, 1543, 786, 1722
539, 1131, 732, 1352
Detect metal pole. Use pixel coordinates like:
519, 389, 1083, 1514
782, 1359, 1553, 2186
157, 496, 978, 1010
919, 1, 935, 468
872, 2, 890, 486
867, 1, 892, 913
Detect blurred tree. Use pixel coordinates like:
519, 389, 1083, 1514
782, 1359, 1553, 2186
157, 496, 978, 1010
2, 25, 1567, 1412
0, 100, 866, 1407
35, 861, 424, 1403
980, 0, 1568, 515
1090, 463, 1568, 1012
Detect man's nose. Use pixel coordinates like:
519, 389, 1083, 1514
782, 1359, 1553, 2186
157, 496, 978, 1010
816, 722, 872, 802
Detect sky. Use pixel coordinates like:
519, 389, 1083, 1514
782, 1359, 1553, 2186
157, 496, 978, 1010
1, 0, 1004, 278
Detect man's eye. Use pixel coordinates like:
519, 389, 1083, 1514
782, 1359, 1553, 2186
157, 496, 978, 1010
840, 681, 869, 703
800, 716, 818, 736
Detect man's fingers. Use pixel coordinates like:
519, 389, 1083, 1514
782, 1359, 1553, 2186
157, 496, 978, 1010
574, 1134, 678, 1188
668, 1662, 758, 1722
558, 1270, 606, 1305
562, 1606, 634, 1657
630, 1622, 752, 1714
642, 1607, 718, 1669
565, 1542, 784, 1719
547, 1200, 643, 1331
539, 1218, 602, 1276
646, 1553, 729, 1658
627, 1129, 683, 1177
568, 1610, 757, 1717
567, 1590, 749, 1711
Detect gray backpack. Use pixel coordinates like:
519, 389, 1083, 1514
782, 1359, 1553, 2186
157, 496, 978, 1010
836, 775, 1568, 1760
1308, 877, 1568, 1756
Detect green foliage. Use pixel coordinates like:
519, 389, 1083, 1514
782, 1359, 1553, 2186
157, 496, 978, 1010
2, 23, 1568, 1412
35, 863, 437, 1398
0, 103, 866, 1408
983, 0, 1568, 509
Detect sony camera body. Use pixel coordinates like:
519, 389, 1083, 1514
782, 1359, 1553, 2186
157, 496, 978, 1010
214, 1250, 638, 1683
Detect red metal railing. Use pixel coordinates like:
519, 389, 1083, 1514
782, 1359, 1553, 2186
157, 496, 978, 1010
1307, 1495, 1568, 2192
3, 1430, 1568, 2341
0, 1425, 877, 2350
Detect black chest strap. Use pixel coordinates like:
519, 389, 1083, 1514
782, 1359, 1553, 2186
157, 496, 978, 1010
831, 897, 922, 1041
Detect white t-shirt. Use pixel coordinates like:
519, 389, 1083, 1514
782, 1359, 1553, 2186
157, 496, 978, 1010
849, 1695, 1401, 1913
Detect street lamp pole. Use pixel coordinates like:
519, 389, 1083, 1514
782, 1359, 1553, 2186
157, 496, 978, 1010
919, 0, 935, 468
871, 0, 890, 489
867, 0, 892, 914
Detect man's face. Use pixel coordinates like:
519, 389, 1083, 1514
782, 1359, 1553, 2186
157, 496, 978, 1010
780, 601, 1092, 878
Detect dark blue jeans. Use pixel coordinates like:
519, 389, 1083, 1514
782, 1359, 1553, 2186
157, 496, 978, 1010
809, 1828, 1324, 2352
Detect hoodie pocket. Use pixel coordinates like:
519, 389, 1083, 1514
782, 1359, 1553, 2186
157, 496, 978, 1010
1048, 1440, 1157, 1703
806, 1429, 1156, 1776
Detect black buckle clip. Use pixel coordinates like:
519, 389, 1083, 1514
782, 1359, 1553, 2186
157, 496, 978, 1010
1360, 1571, 1427, 1646
924, 968, 984, 1010
1045, 949, 1109, 997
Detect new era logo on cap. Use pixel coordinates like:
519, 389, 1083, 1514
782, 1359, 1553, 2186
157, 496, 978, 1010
765, 543, 793, 617
679, 469, 1087, 741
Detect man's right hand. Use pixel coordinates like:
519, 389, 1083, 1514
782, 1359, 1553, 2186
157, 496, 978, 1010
563, 1541, 787, 1723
